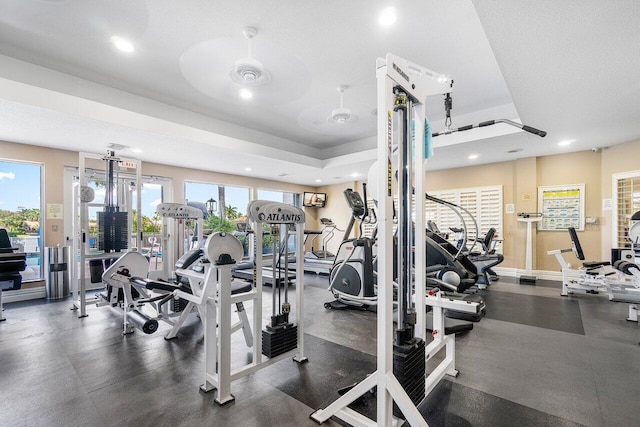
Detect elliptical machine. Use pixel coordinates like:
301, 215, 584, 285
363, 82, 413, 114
324, 185, 378, 310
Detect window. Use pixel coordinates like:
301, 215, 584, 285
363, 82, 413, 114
256, 189, 301, 254
185, 182, 250, 256
257, 189, 300, 207
0, 159, 43, 282
613, 171, 640, 248
64, 167, 171, 284
426, 185, 503, 252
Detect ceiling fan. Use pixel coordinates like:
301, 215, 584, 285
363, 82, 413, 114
229, 27, 271, 87
328, 85, 357, 124
179, 27, 311, 103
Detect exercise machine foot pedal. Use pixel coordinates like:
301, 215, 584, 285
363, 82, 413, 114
262, 323, 297, 358
392, 338, 426, 418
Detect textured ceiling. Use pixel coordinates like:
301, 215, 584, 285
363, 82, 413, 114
0, 0, 637, 185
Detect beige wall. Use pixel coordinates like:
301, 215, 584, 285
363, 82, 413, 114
536, 151, 602, 270
5, 137, 640, 274
321, 141, 640, 274
311, 181, 358, 255
600, 139, 640, 260
426, 160, 519, 267
0, 140, 316, 249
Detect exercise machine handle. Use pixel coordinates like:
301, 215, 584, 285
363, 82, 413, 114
434, 118, 546, 138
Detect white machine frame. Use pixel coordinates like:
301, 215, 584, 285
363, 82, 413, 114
517, 214, 542, 283
548, 235, 640, 323
188, 200, 306, 405
155, 202, 204, 280
70, 151, 142, 318
100, 243, 253, 341
311, 53, 481, 426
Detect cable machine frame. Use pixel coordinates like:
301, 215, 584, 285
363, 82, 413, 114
311, 53, 482, 426
70, 151, 142, 318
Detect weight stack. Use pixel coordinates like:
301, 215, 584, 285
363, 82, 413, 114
262, 323, 297, 358
392, 338, 426, 418
171, 297, 188, 313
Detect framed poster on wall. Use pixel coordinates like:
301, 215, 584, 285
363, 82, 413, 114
538, 184, 585, 231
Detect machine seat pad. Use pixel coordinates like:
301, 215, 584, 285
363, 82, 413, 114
583, 261, 610, 269
613, 260, 640, 275
231, 280, 252, 295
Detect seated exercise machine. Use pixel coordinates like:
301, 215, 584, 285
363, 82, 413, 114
100, 234, 252, 341
430, 193, 504, 289
470, 227, 504, 284
312, 53, 483, 426
188, 200, 307, 405
548, 227, 640, 321
450, 225, 504, 287
0, 228, 27, 321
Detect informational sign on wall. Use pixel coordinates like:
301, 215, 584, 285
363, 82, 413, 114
46, 203, 63, 219
538, 184, 585, 231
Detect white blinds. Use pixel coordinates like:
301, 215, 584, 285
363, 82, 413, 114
615, 174, 640, 248
426, 185, 503, 252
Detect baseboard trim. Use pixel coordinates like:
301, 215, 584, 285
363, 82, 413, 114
2, 286, 46, 303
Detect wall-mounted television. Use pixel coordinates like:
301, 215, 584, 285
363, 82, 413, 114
303, 192, 327, 208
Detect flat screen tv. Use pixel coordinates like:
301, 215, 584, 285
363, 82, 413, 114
303, 192, 327, 208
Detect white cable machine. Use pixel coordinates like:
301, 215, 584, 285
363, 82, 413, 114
183, 200, 307, 405
70, 151, 142, 318
311, 54, 481, 426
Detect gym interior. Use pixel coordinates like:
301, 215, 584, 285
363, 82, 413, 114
0, 2, 639, 426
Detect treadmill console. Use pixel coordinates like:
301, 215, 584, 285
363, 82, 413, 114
344, 188, 365, 217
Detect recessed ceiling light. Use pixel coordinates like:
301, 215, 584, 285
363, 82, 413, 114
350, 172, 360, 177
244, 167, 252, 171
130, 148, 143, 153
239, 88, 253, 99
379, 7, 397, 26
506, 148, 523, 154
558, 139, 575, 146
315, 179, 322, 183
110, 36, 135, 53
468, 154, 479, 160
